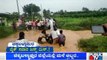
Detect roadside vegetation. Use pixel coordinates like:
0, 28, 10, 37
0, 26, 16, 39
78, 36, 107, 52
55, 16, 107, 30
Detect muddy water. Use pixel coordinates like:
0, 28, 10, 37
0, 30, 93, 52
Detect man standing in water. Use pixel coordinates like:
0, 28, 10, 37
50, 28, 59, 44
58, 30, 66, 47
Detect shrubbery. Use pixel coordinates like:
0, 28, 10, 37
56, 16, 107, 30
78, 36, 107, 52
0, 26, 16, 39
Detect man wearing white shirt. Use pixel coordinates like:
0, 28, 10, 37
49, 18, 55, 31
8, 32, 40, 47
50, 28, 59, 44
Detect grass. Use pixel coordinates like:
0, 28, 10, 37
55, 16, 107, 52
0, 26, 16, 39
55, 16, 107, 30
78, 36, 107, 52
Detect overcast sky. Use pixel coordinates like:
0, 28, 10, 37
0, 0, 107, 14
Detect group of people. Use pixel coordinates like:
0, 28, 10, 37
37, 18, 66, 47
38, 29, 66, 47
11, 17, 66, 47
25, 18, 57, 31
12, 17, 57, 31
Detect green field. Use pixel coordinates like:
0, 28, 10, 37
78, 36, 107, 52
55, 16, 107, 30
55, 16, 107, 52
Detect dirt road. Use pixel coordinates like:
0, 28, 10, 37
0, 30, 93, 52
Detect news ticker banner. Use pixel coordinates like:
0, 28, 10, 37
6, 52, 86, 60
6, 47, 53, 52
4, 52, 107, 60
6, 47, 86, 60
0, 47, 104, 60
1, 52, 107, 60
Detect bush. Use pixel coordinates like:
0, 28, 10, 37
0, 26, 16, 39
78, 36, 107, 52
55, 16, 107, 30
79, 17, 107, 29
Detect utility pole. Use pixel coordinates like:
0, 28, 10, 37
40, 4, 44, 20
16, 0, 20, 16
31, 5, 33, 20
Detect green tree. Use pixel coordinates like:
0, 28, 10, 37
99, 8, 107, 12
23, 4, 40, 16
11, 12, 19, 19
82, 7, 89, 12
43, 9, 51, 18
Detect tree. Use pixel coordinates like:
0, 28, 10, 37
82, 7, 89, 12
99, 8, 107, 12
59, 10, 64, 17
11, 12, 19, 19
23, 4, 40, 16
43, 9, 51, 18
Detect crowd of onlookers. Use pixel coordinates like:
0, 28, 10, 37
25, 19, 49, 30
11, 17, 66, 47
12, 18, 57, 31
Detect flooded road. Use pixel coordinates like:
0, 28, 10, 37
0, 30, 93, 52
